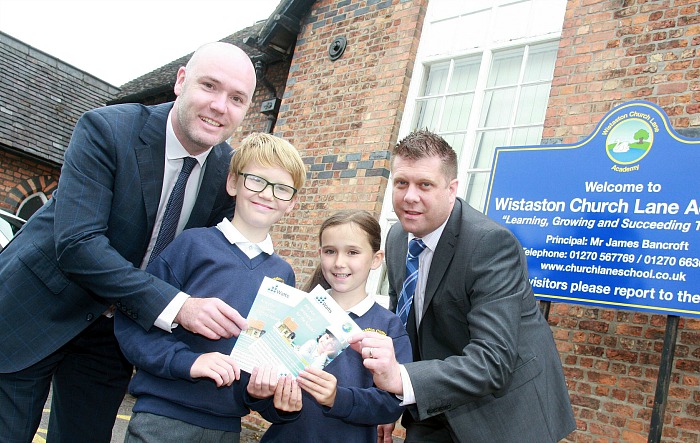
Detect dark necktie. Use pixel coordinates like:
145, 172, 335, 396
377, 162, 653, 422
396, 238, 427, 327
149, 157, 198, 264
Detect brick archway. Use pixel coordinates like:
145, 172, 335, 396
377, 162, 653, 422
2, 175, 58, 212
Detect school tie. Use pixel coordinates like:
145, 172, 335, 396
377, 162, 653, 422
149, 157, 198, 264
397, 238, 427, 327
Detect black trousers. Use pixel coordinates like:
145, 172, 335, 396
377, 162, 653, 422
0, 316, 133, 443
402, 412, 458, 443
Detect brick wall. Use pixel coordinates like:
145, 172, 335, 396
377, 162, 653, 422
267, 0, 428, 286
234, 58, 292, 143
0, 150, 59, 212
546, 1, 700, 441
546, 0, 700, 141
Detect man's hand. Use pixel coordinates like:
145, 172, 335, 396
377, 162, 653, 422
297, 366, 337, 407
176, 297, 248, 340
190, 352, 240, 387
377, 422, 396, 443
348, 331, 403, 395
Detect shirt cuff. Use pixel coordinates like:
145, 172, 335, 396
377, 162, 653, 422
398, 364, 416, 405
154, 292, 189, 332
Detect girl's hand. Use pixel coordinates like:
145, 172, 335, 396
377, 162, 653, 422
377, 422, 396, 442
247, 365, 279, 399
273, 376, 303, 412
297, 366, 337, 407
190, 352, 240, 387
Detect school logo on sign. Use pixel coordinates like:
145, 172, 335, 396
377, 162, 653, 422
600, 108, 660, 172
605, 117, 654, 166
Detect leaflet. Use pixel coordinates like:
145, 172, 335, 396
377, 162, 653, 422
231, 277, 362, 377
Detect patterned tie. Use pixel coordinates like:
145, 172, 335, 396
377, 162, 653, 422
397, 238, 427, 327
149, 157, 198, 264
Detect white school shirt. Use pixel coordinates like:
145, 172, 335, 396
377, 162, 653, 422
216, 218, 274, 258
151, 111, 213, 332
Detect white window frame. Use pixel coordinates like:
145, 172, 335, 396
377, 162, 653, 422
369, 0, 567, 297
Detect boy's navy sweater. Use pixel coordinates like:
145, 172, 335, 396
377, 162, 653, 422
261, 302, 412, 443
115, 226, 296, 432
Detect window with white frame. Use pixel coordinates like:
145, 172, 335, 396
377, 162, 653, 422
370, 0, 567, 297
460, 42, 558, 211
411, 43, 560, 210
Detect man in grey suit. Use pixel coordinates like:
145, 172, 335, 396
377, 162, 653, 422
0, 42, 257, 442
351, 130, 576, 442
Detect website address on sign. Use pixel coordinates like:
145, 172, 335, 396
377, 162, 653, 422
539, 262, 686, 282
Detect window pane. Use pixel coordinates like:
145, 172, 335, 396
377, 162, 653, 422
430, 1, 491, 22
514, 83, 551, 124
442, 133, 467, 162
473, 129, 508, 169
493, 1, 531, 43
523, 46, 557, 82
465, 172, 491, 212
441, 94, 474, 132
423, 62, 449, 95
480, 88, 516, 127
448, 59, 480, 93
512, 126, 544, 146
427, 5, 491, 52
487, 50, 523, 87
414, 98, 442, 130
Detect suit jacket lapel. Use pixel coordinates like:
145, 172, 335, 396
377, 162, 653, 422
136, 103, 171, 239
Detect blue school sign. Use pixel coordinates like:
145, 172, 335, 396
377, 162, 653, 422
485, 100, 700, 318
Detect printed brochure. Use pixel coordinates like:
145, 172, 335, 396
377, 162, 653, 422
231, 277, 362, 377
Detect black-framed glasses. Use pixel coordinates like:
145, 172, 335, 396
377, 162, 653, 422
239, 172, 297, 201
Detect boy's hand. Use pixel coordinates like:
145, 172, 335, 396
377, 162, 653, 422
297, 366, 337, 407
247, 366, 279, 399
190, 352, 240, 387
273, 376, 302, 412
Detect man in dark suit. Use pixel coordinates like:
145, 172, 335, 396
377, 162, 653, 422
351, 130, 576, 442
0, 42, 257, 442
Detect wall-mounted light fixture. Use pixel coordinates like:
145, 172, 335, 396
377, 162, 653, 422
329, 36, 347, 61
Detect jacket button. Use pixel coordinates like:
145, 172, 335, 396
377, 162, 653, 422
86, 313, 94, 321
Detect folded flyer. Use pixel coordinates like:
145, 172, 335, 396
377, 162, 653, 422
231, 277, 362, 377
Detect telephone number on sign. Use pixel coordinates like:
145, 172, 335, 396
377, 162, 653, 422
640, 256, 700, 268
568, 251, 635, 263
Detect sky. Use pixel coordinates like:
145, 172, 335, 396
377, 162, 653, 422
0, 0, 281, 86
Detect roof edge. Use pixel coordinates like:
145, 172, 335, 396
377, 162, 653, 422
0, 31, 121, 94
